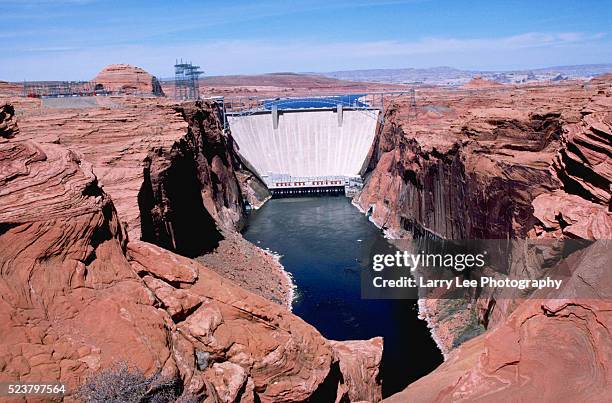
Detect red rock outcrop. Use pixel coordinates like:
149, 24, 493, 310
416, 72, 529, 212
127, 241, 381, 402
93, 64, 164, 96
330, 338, 383, 402
0, 139, 170, 390
0, 134, 382, 401
532, 191, 611, 238
556, 96, 611, 205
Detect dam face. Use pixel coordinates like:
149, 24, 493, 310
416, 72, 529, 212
227, 108, 379, 196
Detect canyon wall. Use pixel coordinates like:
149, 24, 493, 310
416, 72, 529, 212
357, 79, 610, 241
138, 102, 244, 257
355, 78, 611, 400
357, 99, 562, 240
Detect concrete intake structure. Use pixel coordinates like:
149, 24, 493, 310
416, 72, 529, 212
228, 108, 379, 195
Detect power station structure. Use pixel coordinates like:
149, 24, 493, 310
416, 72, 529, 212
174, 59, 203, 100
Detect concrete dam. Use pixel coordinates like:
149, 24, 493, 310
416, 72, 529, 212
227, 100, 381, 197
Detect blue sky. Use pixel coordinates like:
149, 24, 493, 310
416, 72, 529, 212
2, 0, 611, 80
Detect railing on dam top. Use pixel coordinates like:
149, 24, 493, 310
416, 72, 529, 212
213, 91, 415, 128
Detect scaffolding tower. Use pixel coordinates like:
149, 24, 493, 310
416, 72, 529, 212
174, 59, 203, 100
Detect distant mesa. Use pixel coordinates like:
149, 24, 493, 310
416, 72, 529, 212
93, 64, 164, 96
462, 76, 505, 89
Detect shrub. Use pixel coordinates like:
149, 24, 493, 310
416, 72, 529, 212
77, 362, 182, 403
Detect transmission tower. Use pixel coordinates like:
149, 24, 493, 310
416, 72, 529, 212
174, 59, 203, 100
408, 88, 417, 120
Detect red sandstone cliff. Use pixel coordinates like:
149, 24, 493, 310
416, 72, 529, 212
138, 101, 245, 256
0, 108, 383, 401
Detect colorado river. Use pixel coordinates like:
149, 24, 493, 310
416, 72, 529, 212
243, 196, 443, 396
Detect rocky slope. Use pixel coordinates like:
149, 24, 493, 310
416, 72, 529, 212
354, 77, 612, 400
93, 64, 164, 95
0, 109, 383, 401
